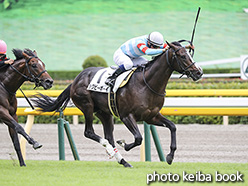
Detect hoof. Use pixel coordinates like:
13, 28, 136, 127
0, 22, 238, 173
120, 159, 133, 168
166, 154, 174, 165
33, 141, 42, 150
124, 162, 133, 168
116, 139, 125, 148
20, 163, 26, 167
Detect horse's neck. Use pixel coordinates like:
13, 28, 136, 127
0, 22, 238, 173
145, 53, 173, 91
1, 60, 26, 93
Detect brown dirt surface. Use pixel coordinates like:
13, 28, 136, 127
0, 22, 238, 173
0, 124, 247, 164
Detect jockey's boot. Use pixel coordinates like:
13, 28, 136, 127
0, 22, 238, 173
105, 67, 124, 87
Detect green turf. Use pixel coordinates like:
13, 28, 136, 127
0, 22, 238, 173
0, 160, 247, 186
1, 0, 248, 17
0, 0, 248, 71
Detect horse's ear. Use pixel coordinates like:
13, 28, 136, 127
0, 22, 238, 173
22, 52, 30, 60
33, 50, 37, 56
166, 41, 172, 48
166, 41, 177, 49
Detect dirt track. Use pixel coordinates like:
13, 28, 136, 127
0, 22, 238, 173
0, 124, 247, 164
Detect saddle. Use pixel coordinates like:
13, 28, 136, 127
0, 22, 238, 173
87, 67, 136, 94
87, 67, 137, 117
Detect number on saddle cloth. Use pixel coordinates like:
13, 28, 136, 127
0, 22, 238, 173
87, 67, 137, 93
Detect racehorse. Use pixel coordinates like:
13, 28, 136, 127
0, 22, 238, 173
33, 41, 203, 167
0, 49, 53, 166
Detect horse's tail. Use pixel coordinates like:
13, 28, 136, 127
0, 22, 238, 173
32, 84, 72, 112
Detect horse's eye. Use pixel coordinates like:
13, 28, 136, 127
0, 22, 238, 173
31, 64, 37, 68
181, 55, 186, 59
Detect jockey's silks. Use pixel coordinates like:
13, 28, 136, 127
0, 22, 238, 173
120, 35, 167, 58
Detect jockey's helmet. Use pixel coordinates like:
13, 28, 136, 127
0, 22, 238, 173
0, 40, 7, 54
147, 32, 164, 47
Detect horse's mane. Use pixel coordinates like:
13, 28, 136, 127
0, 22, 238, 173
12, 48, 36, 60
147, 41, 182, 65
138, 41, 183, 72
171, 41, 182, 46
0, 49, 36, 74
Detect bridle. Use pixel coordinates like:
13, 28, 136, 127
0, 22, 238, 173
166, 40, 196, 78
9, 56, 47, 89
142, 40, 196, 97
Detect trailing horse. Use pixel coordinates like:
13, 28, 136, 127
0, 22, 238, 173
33, 41, 203, 167
0, 49, 53, 166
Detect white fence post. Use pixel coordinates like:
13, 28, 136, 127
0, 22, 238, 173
73, 115, 79, 125
223, 116, 229, 126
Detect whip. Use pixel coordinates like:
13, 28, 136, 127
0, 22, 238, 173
189, 7, 201, 57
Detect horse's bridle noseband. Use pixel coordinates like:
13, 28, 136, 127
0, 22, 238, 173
10, 56, 47, 89
166, 40, 196, 78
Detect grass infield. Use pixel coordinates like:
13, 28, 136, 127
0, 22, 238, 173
1, 0, 248, 70
0, 160, 247, 185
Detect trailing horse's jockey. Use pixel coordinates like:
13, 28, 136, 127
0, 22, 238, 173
105, 31, 168, 87
0, 40, 14, 67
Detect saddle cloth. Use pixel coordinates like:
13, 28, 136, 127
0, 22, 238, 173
87, 67, 136, 93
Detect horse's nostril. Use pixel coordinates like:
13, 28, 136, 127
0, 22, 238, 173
45, 79, 53, 85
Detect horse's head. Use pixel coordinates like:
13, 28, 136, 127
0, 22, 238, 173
22, 49, 53, 89
166, 41, 203, 81
12, 49, 53, 89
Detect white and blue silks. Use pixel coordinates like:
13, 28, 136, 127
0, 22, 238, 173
114, 35, 167, 70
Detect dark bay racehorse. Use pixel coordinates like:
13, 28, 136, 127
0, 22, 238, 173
33, 41, 203, 167
0, 49, 53, 166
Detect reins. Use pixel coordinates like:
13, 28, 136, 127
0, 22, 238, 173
19, 88, 35, 110
6, 56, 47, 109
9, 56, 47, 89
142, 67, 166, 97
142, 40, 196, 97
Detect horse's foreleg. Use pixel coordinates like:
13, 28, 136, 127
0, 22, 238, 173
8, 127, 26, 166
147, 113, 177, 165
0, 110, 42, 151
12, 121, 42, 150
95, 111, 132, 167
119, 114, 142, 151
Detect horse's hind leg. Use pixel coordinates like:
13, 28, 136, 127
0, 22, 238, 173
81, 107, 119, 163
71, 91, 117, 160
95, 111, 132, 167
147, 113, 177, 165
8, 126, 26, 166
95, 111, 115, 146
83, 111, 115, 159
81, 105, 102, 143
117, 114, 143, 151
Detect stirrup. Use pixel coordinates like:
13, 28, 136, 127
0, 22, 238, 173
105, 78, 115, 87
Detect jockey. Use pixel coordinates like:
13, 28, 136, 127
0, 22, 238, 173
0, 40, 14, 67
105, 31, 194, 87
106, 31, 168, 87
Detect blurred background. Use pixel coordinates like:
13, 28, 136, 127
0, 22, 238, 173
1, 0, 247, 71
